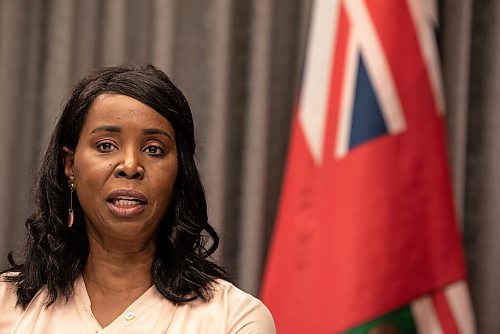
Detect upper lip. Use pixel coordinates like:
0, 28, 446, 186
106, 189, 148, 203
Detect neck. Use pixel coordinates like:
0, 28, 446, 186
83, 232, 156, 293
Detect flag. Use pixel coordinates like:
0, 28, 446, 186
261, 0, 475, 333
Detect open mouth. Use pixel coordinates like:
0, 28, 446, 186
106, 189, 148, 218
109, 198, 146, 206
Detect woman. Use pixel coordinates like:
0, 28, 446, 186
0, 65, 276, 333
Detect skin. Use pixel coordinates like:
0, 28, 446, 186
64, 93, 179, 327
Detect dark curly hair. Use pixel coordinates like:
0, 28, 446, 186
2, 64, 227, 308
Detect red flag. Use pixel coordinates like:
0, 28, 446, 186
261, 0, 475, 333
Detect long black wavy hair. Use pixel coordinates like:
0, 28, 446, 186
2, 64, 227, 308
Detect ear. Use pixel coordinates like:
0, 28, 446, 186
62, 146, 75, 183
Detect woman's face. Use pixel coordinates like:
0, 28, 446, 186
64, 93, 178, 245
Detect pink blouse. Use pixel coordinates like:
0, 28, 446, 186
0, 275, 276, 333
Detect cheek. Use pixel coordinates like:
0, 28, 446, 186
151, 168, 178, 211
74, 148, 112, 179
73, 155, 112, 205
75, 163, 109, 188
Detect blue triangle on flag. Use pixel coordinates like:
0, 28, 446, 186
349, 56, 388, 150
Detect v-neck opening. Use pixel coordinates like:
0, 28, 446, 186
74, 274, 170, 331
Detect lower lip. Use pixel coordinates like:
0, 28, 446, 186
106, 202, 146, 218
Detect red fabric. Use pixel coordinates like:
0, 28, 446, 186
432, 291, 460, 334
261, 1, 467, 333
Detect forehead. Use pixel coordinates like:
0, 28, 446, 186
82, 93, 174, 133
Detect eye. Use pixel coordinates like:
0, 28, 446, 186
143, 145, 165, 157
96, 141, 118, 152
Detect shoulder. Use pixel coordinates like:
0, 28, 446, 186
0, 273, 19, 306
0, 273, 24, 329
157, 279, 277, 333
211, 279, 276, 334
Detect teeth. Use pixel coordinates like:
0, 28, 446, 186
114, 199, 141, 206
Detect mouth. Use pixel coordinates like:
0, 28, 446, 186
106, 189, 148, 218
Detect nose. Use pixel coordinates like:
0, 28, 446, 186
114, 149, 145, 180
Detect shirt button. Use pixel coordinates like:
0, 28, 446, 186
125, 311, 135, 321
96, 331, 106, 334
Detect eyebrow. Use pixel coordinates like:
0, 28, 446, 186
90, 126, 173, 141
90, 126, 120, 134
142, 128, 173, 141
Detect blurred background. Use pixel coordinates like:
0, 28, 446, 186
0, 0, 498, 332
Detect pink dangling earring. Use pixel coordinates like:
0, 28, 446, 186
68, 183, 75, 227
